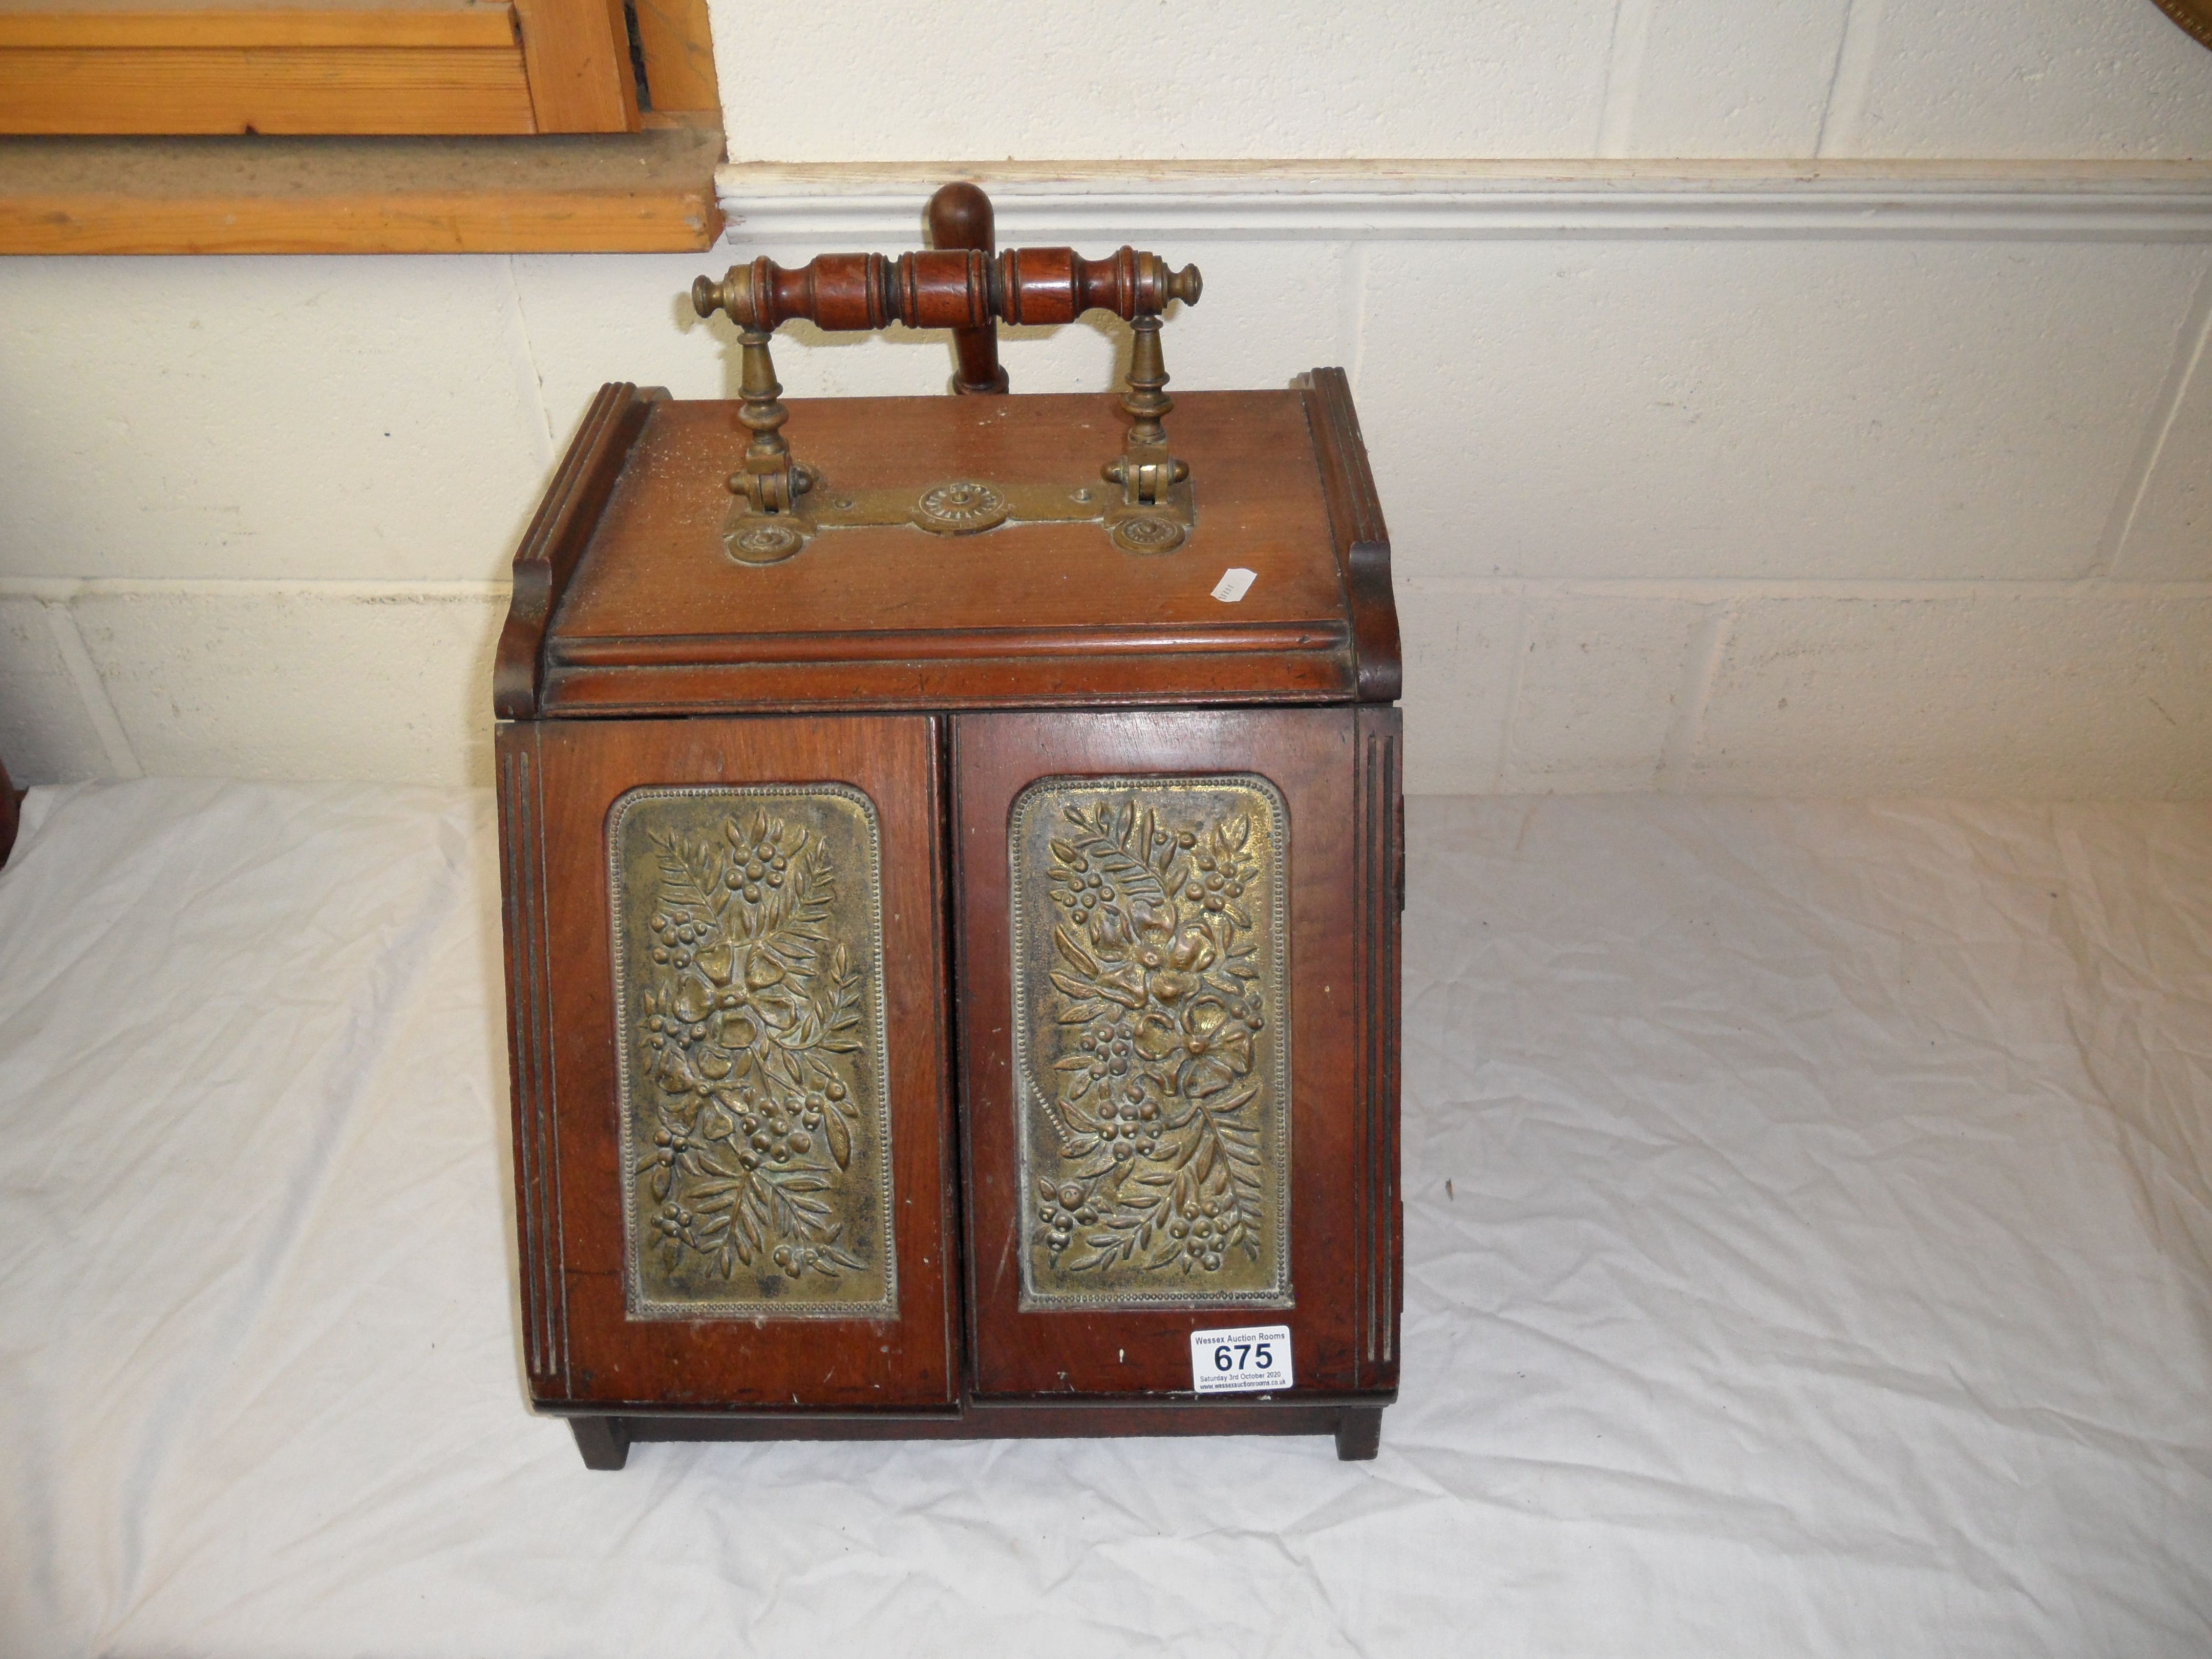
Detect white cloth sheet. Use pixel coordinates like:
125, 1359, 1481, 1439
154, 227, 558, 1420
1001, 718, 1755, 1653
1, 780, 2206, 1656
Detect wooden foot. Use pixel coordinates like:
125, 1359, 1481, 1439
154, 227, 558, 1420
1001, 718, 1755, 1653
569, 1415, 631, 1471
1334, 1407, 1382, 1462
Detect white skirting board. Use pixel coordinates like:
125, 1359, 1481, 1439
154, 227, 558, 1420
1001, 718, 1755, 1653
716, 159, 2212, 243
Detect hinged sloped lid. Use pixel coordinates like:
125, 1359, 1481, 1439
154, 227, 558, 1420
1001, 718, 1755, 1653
494, 373, 1397, 718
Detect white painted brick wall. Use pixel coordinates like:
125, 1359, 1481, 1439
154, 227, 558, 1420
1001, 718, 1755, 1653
1508, 594, 1712, 793
1693, 587, 2212, 795
709, 0, 2212, 161
0, 595, 120, 781
70, 586, 500, 786
1364, 238, 2212, 583
5, 257, 554, 584
3, 2, 2210, 798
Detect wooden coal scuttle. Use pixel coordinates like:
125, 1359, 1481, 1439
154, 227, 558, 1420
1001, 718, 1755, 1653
494, 185, 1402, 1466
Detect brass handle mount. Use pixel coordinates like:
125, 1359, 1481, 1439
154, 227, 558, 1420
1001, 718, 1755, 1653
691, 186, 1203, 564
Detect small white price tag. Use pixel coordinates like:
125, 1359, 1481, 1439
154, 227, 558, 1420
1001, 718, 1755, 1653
1210, 567, 1257, 603
1189, 1324, 1294, 1395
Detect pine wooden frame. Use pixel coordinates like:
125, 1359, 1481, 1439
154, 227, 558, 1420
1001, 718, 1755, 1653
0, 0, 718, 136
0, 0, 721, 251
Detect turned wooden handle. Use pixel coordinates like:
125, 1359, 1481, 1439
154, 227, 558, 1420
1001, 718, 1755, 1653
997, 246, 1203, 325
693, 246, 1201, 335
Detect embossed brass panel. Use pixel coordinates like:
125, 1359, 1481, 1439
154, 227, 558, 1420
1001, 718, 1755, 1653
1010, 776, 1291, 1310
611, 785, 896, 1320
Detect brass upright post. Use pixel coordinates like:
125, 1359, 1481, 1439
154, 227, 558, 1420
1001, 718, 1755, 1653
732, 329, 800, 514
1122, 316, 1172, 448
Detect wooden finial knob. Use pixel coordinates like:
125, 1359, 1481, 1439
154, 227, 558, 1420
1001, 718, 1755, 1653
926, 182, 995, 257
691, 272, 729, 319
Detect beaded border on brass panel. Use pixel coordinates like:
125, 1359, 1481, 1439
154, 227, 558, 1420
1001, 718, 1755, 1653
1009, 774, 1293, 1312
608, 783, 898, 1321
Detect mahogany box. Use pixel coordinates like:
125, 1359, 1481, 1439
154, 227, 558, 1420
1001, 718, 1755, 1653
492, 241, 1402, 1465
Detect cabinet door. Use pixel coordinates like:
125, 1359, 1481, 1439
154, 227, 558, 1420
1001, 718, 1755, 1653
499, 715, 957, 1411
953, 707, 1401, 1401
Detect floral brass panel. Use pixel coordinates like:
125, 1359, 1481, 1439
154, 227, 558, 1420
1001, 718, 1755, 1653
1010, 776, 1291, 1310
610, 785, 896, 1320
